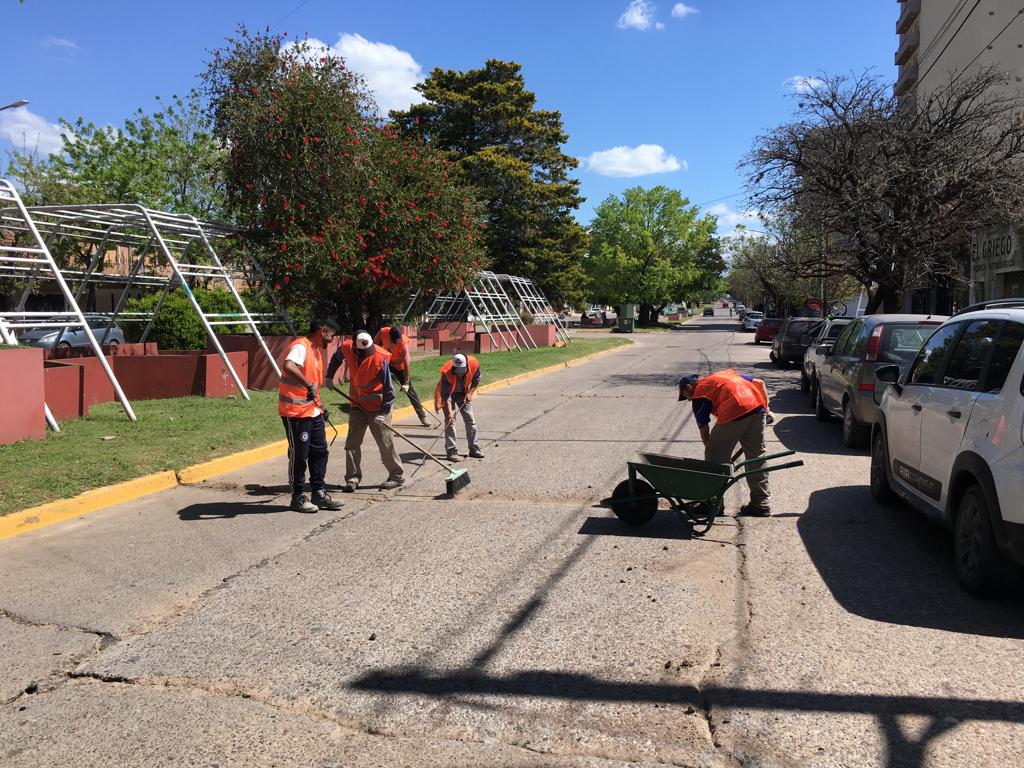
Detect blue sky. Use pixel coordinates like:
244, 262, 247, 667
2, 1, 895, 233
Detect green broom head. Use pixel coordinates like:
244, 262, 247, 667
446, 468, 471, 496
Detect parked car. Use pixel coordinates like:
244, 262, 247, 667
742, 310, 765, 332
20, 316, 126, 349
754, 317, 782, 344
871, 300, 1024, 594
581, 310, 616, 327
770, 317, 823, 367
814, 314, 946, 448
702, 306, 715, 317
800, 317, 854, 393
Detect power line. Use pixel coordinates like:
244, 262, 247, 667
948, 6, 1024, 89
696, 190, 745, 207
270, 0, 314, 31
918, 0, 973, 64
917, 0, 982, 87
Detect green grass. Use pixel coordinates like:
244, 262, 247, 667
0, 337, 629, 516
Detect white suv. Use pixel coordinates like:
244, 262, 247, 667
871, 301, 1024, 594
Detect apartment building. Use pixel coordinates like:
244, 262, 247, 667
896, 0, 1024, 303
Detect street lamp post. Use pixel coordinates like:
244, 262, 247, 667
0, 100, 29, 112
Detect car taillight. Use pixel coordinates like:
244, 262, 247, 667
865, 325, 884, 362
859, 382, 875, 392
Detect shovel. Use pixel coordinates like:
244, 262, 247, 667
334, 390, 471, 496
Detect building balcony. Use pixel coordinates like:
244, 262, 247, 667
896, 0, 921, 35
895, 60, 919, 96
895, 25, 920, 65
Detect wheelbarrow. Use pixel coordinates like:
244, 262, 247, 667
602, 449, 804, 536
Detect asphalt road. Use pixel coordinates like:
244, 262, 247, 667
2, 311, 1023, 767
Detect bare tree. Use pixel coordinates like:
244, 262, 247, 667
744, 69, 1024, 312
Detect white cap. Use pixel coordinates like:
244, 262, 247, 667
355, 332, 373, 350
452, 353, 467, 370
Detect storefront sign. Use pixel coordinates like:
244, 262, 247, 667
972, 226, 1020, 272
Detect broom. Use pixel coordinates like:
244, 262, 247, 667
334, 389, 471, 496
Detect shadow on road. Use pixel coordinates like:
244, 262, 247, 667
350, 666, 1024, 768
772, 415, 863, 457
799, 485, 1024, 638
178, 500, 291, 520
578, 511, 694, 540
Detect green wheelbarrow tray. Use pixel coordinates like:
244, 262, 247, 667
601, 449, 804, 536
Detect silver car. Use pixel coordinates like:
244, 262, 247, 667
742, 311, 765, 331
20, 316, 126, 349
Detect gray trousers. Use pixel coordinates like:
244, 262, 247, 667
444, 394, 479, 454
705, 411, 769, 507
345, 409, 404, 483
392, 367, 427, 420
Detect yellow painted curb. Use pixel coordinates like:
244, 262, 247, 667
0, 471, 179, 542
0, 340, 632, 540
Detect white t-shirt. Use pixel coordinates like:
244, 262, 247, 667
285, 342, 321, 417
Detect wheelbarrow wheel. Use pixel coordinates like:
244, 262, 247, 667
610, 479, 658, 526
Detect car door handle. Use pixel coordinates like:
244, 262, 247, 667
912, 404, 922, 412
947, 410, 962, 419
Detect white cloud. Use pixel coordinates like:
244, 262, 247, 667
40, 36, 78, 50
0, 107, 66, 156
671, 3, 699, 17
708, 204, 764, 238
585, 144, 684, 177
300, 33, 424, 115
617, 1, 662, 31
786, 75, 825, 94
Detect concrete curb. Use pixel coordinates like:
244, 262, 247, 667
0, 340, 632, 541
0, 471, 179, 542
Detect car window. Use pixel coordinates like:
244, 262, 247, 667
941, 320, 1000, 390
850, 323, 871, 357
985, 321, 1024, 393
907, 323, 961, 385
825, 321, 850, 340
834, 321, 860, 356
880, 325, 935, 364
786, 320, 820, 340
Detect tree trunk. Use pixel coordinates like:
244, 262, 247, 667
865, 284, 903, 314
638, 304, 658, 325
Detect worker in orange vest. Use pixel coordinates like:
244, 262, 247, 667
677, 370, 774, 516
326, 331, 404, 492
435, 353, 484, 461
279, 317, 344, 513
375, 325, 431, 427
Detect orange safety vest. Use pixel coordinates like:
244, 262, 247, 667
375, 326, 409, 372
434, 356, 480, 411
341, 339, 392, 413
278, 336, 322, 418
692, 369, 768, 425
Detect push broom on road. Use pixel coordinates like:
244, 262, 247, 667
333, 390, 471, 496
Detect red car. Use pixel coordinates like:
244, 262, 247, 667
754, 317, 782, 344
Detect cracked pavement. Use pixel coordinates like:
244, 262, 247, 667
2, 315, 1023, 767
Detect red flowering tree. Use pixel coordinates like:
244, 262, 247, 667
203, 28, 486, 330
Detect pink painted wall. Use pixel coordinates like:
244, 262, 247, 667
0, 348, 45, 444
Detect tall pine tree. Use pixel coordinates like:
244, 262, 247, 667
392, 60, 587, 306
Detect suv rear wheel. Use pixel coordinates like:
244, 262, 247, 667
841, 400, 869, 448
954, 486, 1020, 595
814, 381, 831, 421
870, 429, 895, 504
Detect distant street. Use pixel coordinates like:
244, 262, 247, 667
3, 309, 1023, 767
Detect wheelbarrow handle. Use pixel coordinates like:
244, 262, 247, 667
733, 449, 796, 470
732, 459, 804, 483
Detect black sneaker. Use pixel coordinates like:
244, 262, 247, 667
290, 494, 318, 513
738, 503, 771, 517
446, 451, 460, 462
419, 414, 432, 427
381, 477, 405, 490
311, 490, 344, 510
342, 480, 358, 493
469, 446, 485, 458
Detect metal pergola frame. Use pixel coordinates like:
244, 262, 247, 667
499, 273, 570, 344
423, 271, 537, 351
0, 185, 294, 423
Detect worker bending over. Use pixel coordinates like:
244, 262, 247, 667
278, 317, 344, 513
435, 353, 484, 461
375, 325, 431, 427
677, 369, 774, 516
327, 331, 405, 491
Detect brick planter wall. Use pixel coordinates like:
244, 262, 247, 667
44, 361, 87, 420
0, 348, 45, 444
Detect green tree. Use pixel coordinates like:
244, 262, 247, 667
123, 288, 246, 350
6, 92, 225, 219
203, 28, 486, 331
587, 186, 720, 325
392, 60, 588, 306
